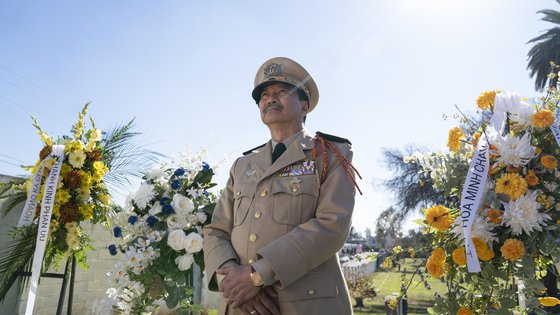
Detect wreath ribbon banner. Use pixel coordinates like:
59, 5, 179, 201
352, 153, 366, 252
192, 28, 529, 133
23, 145, 65, 315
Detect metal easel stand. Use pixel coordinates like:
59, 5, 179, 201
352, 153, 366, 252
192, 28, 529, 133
17, 254, 76, 315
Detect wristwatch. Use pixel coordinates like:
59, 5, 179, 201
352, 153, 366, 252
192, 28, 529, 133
250, 269, 264, 287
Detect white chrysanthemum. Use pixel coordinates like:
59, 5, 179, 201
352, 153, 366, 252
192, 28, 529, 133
146, 167, 165, 180
491, 133, 535, 167
453, 214, 497, 244
502, 191, 551, 235
133, 182, 155, 210
68, 150, 86, 168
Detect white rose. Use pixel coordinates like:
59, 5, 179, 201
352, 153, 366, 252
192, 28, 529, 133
187, 214, 199, 225
167, 214, 188, 230
184, 232, 203, 254
167, 229, 187, 251
172, 194, 195, 216
175, 253, 194, 271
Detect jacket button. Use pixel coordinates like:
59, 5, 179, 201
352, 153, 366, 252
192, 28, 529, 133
236, 191, 241, 196
308, 289, 315, 295
248, 259, 255, 264
291, 187, 298, 192
260, 190, 268, 197
249, 234, 258, 242
254, 211, 262, 219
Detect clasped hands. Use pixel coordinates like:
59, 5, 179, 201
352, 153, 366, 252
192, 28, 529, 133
217, 263, 279, 315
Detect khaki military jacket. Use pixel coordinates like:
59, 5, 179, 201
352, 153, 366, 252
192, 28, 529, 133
203, 130, 355, 315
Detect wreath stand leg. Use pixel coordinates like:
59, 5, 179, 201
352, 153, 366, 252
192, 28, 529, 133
17, 255, 76, 315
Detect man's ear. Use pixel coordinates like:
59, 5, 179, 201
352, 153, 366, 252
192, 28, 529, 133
302, 101, 309, 114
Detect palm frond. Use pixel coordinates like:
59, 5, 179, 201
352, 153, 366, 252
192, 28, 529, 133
0, 180, 27, 218
101, 119, 164, 196
0, 227, 36, 304
538, 9, 560, 24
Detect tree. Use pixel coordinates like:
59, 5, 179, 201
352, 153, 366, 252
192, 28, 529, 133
527, 0, 560, 91
382, 146, 446, 219
374, 207, 402, 251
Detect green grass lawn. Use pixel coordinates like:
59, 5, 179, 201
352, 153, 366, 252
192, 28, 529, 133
353, 258, 447, 315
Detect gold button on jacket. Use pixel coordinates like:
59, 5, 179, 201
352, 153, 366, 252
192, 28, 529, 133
204, 130, 355, 315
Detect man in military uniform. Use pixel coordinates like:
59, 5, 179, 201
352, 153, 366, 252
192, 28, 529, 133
204, 57, 358, 315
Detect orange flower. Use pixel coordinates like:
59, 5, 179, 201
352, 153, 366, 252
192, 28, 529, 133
539, 296, 560, 307
426, 257, 445, 279
500, 238, 525, 261
452, 247, 466, 266
478, 248, 495, 261
531, 109, 556, 128
525, 170, 539, 186
431, 247, 446, 264
495, 173, 527, 201
476, 90, 500, 110
425, 205, 453, 231
486, 209, 503, 224
447, 127, 465, 152
541, 155, 558, 170
457, 306, 474, 315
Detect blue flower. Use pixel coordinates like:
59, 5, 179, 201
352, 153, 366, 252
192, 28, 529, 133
128, 215, 138, 225
202, 162, 210, 170
108, 244, 118, 256
174, 168, 185, 176
160, 197, 170, 206
147, 216, 158, 227
113, 226, 122, 238
162, 204, 174, 215
203, 190, 209, 197
171, 179, 181, 190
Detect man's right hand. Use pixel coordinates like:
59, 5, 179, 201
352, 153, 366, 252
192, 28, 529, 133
238, 287, 279, 315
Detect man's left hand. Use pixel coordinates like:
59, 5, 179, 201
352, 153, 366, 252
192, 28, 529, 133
217, 264, 260, 308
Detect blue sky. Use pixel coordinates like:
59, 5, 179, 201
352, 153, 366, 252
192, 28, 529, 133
0, 0, 555, 233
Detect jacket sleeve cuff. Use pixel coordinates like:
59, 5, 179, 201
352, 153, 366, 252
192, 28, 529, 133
251, 258, 277, 286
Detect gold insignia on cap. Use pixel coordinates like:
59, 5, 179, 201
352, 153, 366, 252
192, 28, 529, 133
263, 63, 284, 78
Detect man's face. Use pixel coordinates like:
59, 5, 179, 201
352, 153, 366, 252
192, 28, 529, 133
258, 83, 308, 127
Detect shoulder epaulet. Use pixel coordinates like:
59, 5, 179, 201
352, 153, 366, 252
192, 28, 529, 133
243, 143, 266, 156
315, 131, 352, 145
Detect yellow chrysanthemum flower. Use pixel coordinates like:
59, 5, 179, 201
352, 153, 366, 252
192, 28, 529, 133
79, 204, 94, 221
55, 189, 71, 205
500, 238, 525, 261
457, 306, 474, 315
452, 247, 466, 266
98, 193, 112, 206
425, 205, 453, 231
447, 127, 465, 152
539, 297, 560, 307
541, 155, 558, 170
77, 188, 91, 201
64, 140, 83, 153
407, 247, 416, 258
531, 109, 555, 128
92, 161, 108, 182
476, 90, 501, 110
68, 150, 86, 169
495, 173, 527, 201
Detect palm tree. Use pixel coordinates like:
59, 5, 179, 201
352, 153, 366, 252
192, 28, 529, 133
527, 0, 560, 91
